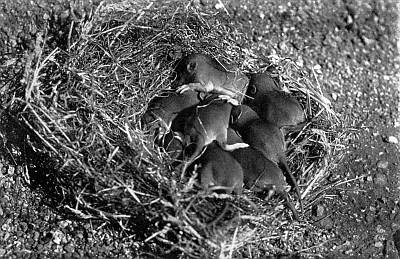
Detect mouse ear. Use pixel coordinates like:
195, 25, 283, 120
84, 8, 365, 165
249, 85, 257, 95
187, 61, 197, 73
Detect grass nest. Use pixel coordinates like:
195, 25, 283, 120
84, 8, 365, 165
0, 1, 346, 257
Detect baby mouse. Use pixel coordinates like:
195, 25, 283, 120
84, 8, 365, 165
232, 147, 300, 220
238, 119, 303, 215
175, 53, 249, 103
182, 97, 248, 176
197, 141, 244, 194
244, 72, 305, 127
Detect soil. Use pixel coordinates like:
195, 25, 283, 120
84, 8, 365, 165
0, 0, 399, 258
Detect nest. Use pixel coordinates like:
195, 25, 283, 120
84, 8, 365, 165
0, 1, 346, 257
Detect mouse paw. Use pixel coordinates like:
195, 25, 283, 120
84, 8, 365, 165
236, 142, 249, 149
176, 84, 191, 93
177, 82, 212, 94
222, 142, 249, 151
218, 95, 239, 106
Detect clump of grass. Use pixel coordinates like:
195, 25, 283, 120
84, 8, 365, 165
0, 1, 346, 257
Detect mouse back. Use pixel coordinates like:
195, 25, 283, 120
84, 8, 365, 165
232, 147, 286, 193
145, 90, 200, 126
152, 90, 199, 112
198, 142, 243, 194
195, 100, 232, 132
239, 119, 285, 162
252, 91, 305, 127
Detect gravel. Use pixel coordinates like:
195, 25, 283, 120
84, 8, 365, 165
0, 0, 399, 257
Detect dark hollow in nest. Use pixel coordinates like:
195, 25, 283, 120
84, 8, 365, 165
0, 1, 345, 257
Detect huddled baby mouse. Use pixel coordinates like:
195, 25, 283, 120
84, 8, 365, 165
247, 91, 305, 128
244, 72, 305, 127
182, 97, 249, 175
232, 147, 300, 220
196, 141, 244, 194
142, 89, 200, 132
237, 119, 303, 214
246, 72, 280, 95
175, 53, 249, 103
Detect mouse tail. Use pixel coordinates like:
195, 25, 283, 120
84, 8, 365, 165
279, 191, 300, 221
279, 158, 304, 216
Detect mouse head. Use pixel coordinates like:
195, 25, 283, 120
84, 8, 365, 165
245, 73, 280, 101
174, 54, 196, 86
198, 141, 244, 194
186, 59, 198, 74
174, 53, 209, 85
175, 53, 230, 85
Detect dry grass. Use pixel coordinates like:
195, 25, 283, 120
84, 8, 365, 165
0, 1, 347, 257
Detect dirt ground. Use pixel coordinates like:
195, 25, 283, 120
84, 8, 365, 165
0, 0, 399, 258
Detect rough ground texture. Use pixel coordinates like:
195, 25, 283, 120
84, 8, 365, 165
0, 0, 399, 258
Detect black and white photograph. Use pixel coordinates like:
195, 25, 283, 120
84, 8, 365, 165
0, 0, 399, 258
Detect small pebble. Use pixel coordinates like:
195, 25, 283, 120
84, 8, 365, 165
377, 160, 389, 169
331, 92, 338, 101
296, 56, 304, 67
33, 231, 40, 241
313, 64, 322, 73
279, 41, 288, 51
374, 173, 387, 186
53, 230, 63, 245
312, 204, 325, 217
214, 2, 224, 9
366, 214, 374, 224
361, 35, 374, 45
386, 136, 399, 144
374, 241, 383, 248
7, 167, 15, 175
58, 220, 70, 228
345, 249, 353, 255
346, 14, 353, 24
76, 232, 84, 240
64, 244, 75, 253
320, 217, 334, 230
376, 225, 386, 234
